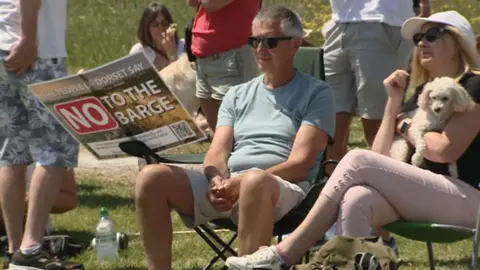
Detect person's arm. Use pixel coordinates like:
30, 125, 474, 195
267, 85, 335, 182
419, 0, 430, 17
202, 90, 236, 181
266, 126, 330, 182
371, 98, 403, 156
423, 104, 480, 163
4, 0, 41, 76
396, 104, 480, 163
200, 0, 234, 13
203, 126, 233, 181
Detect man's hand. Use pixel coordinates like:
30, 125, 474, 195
207, 176, 242, 211
4, 37, 37, 77
220, 176, 241, 204
207, 175, 232, 211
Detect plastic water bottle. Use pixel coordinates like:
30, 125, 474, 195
95, 207, 119, 262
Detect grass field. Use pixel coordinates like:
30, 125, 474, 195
3, 0, 479, 269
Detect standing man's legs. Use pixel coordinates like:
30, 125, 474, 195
353, 23, 411, 147
0, 50, 36, 253
195, 45, 259, 132
19, 58, 79, 251
1, 57, 83, 269
323, 23, 356, 173
325, 22, 412, 173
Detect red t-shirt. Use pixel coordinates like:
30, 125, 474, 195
191, 0, 260, 57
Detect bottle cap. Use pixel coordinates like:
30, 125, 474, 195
100, 207, 108, 217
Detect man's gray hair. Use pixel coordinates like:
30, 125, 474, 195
252, 5, 304, 38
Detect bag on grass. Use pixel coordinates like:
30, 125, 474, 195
294, 236, 401, 270
42, 235, 85, 259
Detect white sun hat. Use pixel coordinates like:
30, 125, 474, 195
401, 10, 476, 47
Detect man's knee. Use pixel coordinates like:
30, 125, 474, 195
240, 169, 279, 201
136, 164, 175, 203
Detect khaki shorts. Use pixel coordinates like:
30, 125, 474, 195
195, 45, 259, 100
323, 22, 412, 119
179, 168, 310, 228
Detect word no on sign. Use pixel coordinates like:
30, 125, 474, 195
54, 97, 119, 134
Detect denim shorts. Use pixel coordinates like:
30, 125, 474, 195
0, 50, 79, 167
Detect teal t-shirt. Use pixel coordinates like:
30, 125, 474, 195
217, 70, 335, 183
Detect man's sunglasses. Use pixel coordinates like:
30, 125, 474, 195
412, 27, 447, 46
248, 36, 293, 49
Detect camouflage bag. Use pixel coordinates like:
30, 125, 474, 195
294, 236, 402, 270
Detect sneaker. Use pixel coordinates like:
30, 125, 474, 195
3, 252, 11, 270
225, 245, 289, 270
9, 248, 83, 270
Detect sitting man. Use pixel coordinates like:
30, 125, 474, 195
134, 5, 335, 270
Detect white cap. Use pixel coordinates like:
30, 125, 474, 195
401, 11, 476, 47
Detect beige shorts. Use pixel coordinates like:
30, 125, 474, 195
323, 22, 412, 119
179, 168, 310, 228
195, 45, 259, 100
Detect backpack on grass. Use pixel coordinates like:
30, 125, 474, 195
294, 236, 402, 270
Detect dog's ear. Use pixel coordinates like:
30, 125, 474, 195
417, 88, 432, 110
451, 84, 475, 112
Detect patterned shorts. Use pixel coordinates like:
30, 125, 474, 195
0, 50, 79, 167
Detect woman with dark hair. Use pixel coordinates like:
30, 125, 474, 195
129, 2, 185, 71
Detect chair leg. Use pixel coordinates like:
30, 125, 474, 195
426, 242, 435, 270
471, 203, 480, 270
194, 225, 237, 270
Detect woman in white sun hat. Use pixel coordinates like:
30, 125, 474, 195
224, 10, 480, 270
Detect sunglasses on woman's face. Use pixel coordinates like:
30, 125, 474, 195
151, 20, 169, 28
248, 36, 293, 49
412, 27, 447, 46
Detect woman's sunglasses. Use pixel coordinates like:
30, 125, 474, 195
412, 27, 447, 46
151, 20, 169, 28
248, 36, 293, 49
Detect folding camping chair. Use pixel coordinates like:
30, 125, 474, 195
119, 139, 338, 269
382, 202, 480, 270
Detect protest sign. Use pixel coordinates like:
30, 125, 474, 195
28, 52, 207, 160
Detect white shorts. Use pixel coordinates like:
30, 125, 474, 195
179, 168, 310, 228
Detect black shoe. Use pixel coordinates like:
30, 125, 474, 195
2, 252, 11, 270
9, 248, 83, 270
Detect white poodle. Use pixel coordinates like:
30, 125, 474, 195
390, 76, 476, 178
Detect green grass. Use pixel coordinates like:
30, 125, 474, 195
0, 176, 471, 270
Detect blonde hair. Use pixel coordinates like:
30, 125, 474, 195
407, 25, 480, 91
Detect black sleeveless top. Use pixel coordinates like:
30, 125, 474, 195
401, 72, 480, 189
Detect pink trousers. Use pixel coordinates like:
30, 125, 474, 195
321, 149, 480, 237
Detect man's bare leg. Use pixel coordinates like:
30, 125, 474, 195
237, 169, 281, 255
0, 165, 27, 253
136, 164, 195, 270
326, 112, 353, 174
20, 166, 66, 249
361, 118, 382, 146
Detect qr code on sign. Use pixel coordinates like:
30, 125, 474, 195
169, 120, 196, 140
